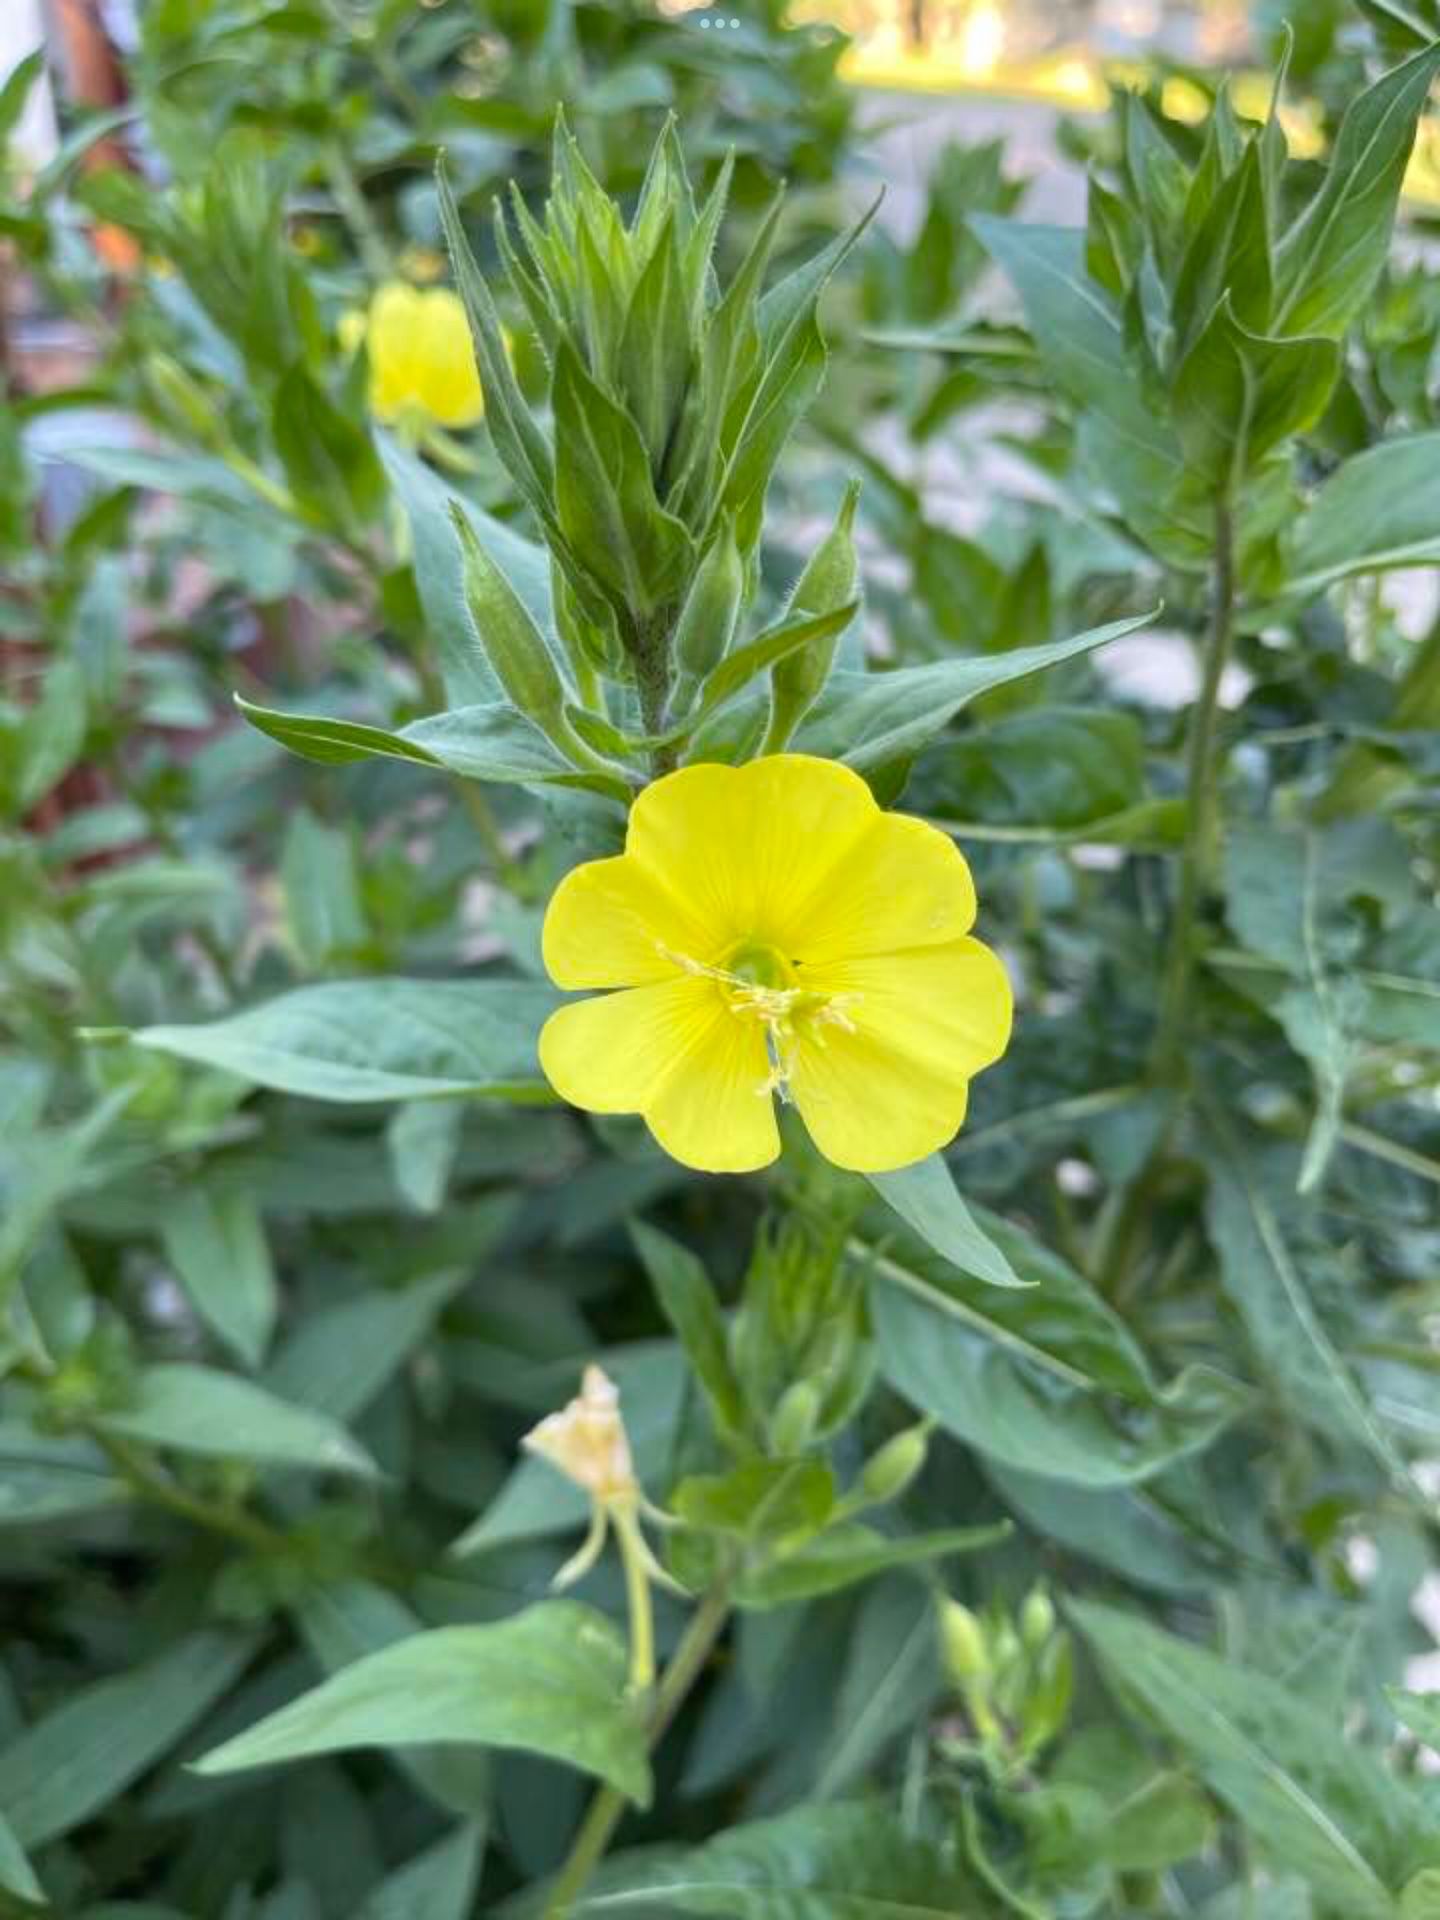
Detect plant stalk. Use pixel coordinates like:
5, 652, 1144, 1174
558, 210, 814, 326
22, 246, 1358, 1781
1150, 496, 1236, 1084
540, 1575, 734, 1918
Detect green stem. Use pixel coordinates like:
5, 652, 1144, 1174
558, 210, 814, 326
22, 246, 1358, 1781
1150, 496, 1236, 1084
92, 1427, 284, 1554
540, 1576, 734, 1919
322, 140, 392, 282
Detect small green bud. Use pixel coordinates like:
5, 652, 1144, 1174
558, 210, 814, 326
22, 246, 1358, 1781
858, 1422, 929, 1506
670, 515, 744, 713
762, 479, 860, 753
1020, 1584, 1056, 1650
769, 1379, 821, 1456
453, 503, 569, 732
938, 1598, 989, 1686
1018, 1630, 1074, 1756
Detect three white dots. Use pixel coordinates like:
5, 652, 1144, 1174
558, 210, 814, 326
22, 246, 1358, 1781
699, 16, 743, 26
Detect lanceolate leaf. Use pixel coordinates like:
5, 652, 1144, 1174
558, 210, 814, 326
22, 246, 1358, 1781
864, 1204, 1245, 1485
95, 1365, 378, 1478
1273, 41, 1440, 337
0, 1632, 257, 1848
1283, 432, 1440, 599
868, 1155, 1027, 1289
1073, 1602, 1424, 1916
195, 1604, 650, 1805
580, 1803, 988, 1915
796, 611, 1156, 771
132, 979, 564, 1103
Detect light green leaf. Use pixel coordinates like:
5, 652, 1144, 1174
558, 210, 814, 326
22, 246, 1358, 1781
1389, 1688, 1440, 1751
0, 1632, 256, 1848
1284, 432, 1440, 599
795, 612, 1154, 771
195, 1603, 650, 1805
1273, 42, 1440, 337
578, 1803, 984, 1914
161, 1186, 277, 1368
0, 1808, 42, 1905
735, 1521, 1007, 1608
132, 979, 563, 1103
865, 1206, 1246, 1485
868, 1157, 1026, 1289
265, 1268, 472, 1423
1204, 1131, 1410, 1488
1073, 1601, 1421, 1916
357, 1822, 485, 1920
95, 1364, 377, 1478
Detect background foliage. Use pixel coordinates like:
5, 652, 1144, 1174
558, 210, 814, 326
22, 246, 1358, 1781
2, 2, 1439, 1917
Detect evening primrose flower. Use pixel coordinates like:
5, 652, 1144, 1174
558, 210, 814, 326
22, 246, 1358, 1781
538, 754, 1012, 1175
344, 282, 484, 429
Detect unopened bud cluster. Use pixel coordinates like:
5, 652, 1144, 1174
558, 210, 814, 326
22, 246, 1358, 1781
936, 1584, 1072, 1775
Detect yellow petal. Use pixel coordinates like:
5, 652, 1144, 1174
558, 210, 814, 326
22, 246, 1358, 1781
413, 289, 484, 427
538, 977, 778, 1174
645, 1010, 778, 1174
542, 855, 711, 989
626, 755, 879, 954
788, 936, 1012, 1172
791, 813, 976, 965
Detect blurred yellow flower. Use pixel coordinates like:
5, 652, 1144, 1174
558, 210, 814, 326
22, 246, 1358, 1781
346, 281, 484, 429
538, 755, 1012, 1175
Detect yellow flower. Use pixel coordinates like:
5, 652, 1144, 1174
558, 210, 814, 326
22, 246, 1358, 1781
351, 281, 484, 429
538, 755, 1012, 1175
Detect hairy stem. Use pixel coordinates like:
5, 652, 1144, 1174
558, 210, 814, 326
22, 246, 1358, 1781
540, 1576, 734, 1919
1150, 496, 1236, 1084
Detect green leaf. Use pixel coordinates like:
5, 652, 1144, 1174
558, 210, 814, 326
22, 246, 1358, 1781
1273, 42, 1440, 337
553, 341, 694, 618
296, 1582, 492, 1820
795, 611, 1154, 771
1204, 1129, 1410, 1487
1072, 1601, 1422, 1916
160, 1186, 278, 1368
1284, 432, 1440, 598
265, 1269, 472, 1422
132, 978, 564, 1103
736, 1521, 1007, 1608
0, 1632, 256, 1848
271, 365, 384, 529
234, 698, 445, 771
868, 1156, 1027, 1289
195, 1603, 650, 1805
0, 1427, 129, 1529
864, 1206, 1246, 1485
281, 808, 367, 970
357, 1823, 484, 1920
630, 1221, 747, 1444
379, 436, 550, 706
1102, 1772, 1216, 1873
95, 1364, 378, 1478
0, 1808, 42, 1906
1389, 1689, 1440, 1750
579, 1802, 986, 1915
1172, 296, 1339, 488
387, 1101, 465, 1214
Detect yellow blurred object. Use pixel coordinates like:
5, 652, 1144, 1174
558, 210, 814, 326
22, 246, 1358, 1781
348, 282, 485, 430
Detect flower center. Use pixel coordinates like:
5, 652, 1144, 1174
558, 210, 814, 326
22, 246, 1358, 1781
658, 937, 857, 1102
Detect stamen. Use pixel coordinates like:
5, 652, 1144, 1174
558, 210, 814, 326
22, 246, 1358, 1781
658, 940, 860, 1101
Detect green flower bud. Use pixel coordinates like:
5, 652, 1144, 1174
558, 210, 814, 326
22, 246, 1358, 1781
1018, 1629, 1074, 1756
762, 480, 860, 753
670, 514, 745, 713
938, 1598, 989, 1686
1020, 1584, 1056, 1650
858, 1422, 929, 1506
452, 503, 569, 734
769, 1379, 821, 1456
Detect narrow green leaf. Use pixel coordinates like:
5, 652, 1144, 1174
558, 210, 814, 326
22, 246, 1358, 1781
132, 979, 564, 1103
0, 1632, 256, 1848
868, 1156, 1027, 1289
195, 1603, 650, 1805
96, 1365, 378, 1478
161, 1187, 278, 1368
796, 611, 1155, 771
